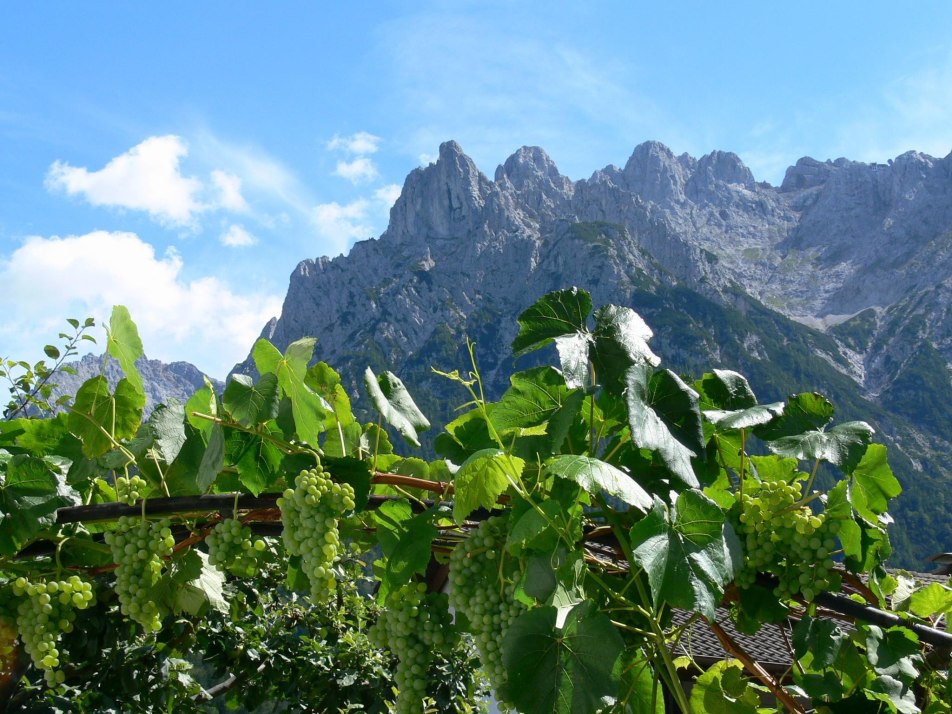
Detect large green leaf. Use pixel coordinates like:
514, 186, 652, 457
704, 402, 785, 431
307, 361, 356, 431
196, 423, 225, 492
907, 583, 952, 618
0, 453, 79, 555
501, 600, 623, 714
68, 376, 144, 457
106, 305, 145, 400
695, 370, 757, 410
373, 499, 438, 599
222, 373, 280, 427
452, 449, 524, 523
545, 455, 651, 512
227, 427, 283, 496
648, 369, 704, 456
491, 367, 573, 433
252, 338, 283, 375
363, 368, 430, 447
769, 421, 874, 471
272, 340, 326, 447
689, 660, 761, 714
148, 401, 187, 464
629, 491, 740, 620
591, 305, 660, 392
435, 409, 496, 465
624, 365, 698, 488
849, 444, 901, 523
512, 287, 592, 357
754, 392, 834, 440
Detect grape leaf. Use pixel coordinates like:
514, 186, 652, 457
512, 287, 592, 357
0, 454, 79, 555
624, 365, 699, 489
629, 491, 740, 620
545, 455, 651, 512
689, 660, 761, 714
148, 401, 187, 463
363, 368, 430, 447
695, 369, 757, 410
222, 373, 280, 427
68, 376, 144, 457
106, 305, 145, 400
452, 449, 524, 523
197, 423, 225, 492
500, 600, 623, 714
849, 444, 901, 523
373, 500, 438, 600
591, 305, 660, 392
768, 421, 874, 472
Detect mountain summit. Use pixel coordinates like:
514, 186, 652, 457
236, 140, 952, 567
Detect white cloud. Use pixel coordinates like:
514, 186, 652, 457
374, 183, 402, 208
0, 231, 281, 378
220, 224, 257, 247
45, 136, 204, 226
211, 169, 248, 212
327, 131, 381, 155
334, 157, 379, 183
312, 200, 372, 256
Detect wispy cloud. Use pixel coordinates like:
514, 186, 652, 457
334, 157, 379, 183
327, 131, 381, 155
312, 183, 402, 256
211, 169, 248, 212
0, 231, 280, 377
375, 12, 679, 179
220, 223, 257, 247
328, 131, 383, 184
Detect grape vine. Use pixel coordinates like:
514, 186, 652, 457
1, 294, 949, 714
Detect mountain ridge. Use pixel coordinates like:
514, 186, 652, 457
235, 139, 952, 568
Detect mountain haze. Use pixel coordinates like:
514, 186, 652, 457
235, 140, 952, 569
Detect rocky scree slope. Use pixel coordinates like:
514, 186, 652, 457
235, 140, 952, 568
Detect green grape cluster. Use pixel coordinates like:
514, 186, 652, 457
277, 463, 356, 602
103, 516, 175, 631
733, 479, 840, 601
206, 518, 267, 577
11, 575, 95, 686
369, 583, 457, 714
115, 474, 147, 505
448, 516, 524, 696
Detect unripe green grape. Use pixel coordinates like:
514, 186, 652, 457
115, 474, 148, 505
448, 516, 524, 700
104, 515, 174, 631
9, 576, 94, 686
206, 518, 265, 578
278, 462, 355, 602
731, 478, 842, 602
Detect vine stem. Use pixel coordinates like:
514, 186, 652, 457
708, 620, 805, 714
595, 494, 693, 714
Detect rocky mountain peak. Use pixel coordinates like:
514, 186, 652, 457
620, 140, 690, 205
384, 140, 493, 243
495, 146, 574, 216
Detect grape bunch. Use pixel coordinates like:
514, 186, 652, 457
206, 518, 267, 577
11, 575, 95, 686
448, 516, 525, 695
277, 463, 356, 602
369, 583, 457, 714
104, 516, 176, 631
115, 474, 147, 505
732, 478, 840, 601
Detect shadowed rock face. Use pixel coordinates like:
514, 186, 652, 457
234, 140, 952, 568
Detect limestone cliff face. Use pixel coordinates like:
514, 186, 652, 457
240, 139, 952, 402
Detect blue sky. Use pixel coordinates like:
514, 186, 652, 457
2, 2, 952, 380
